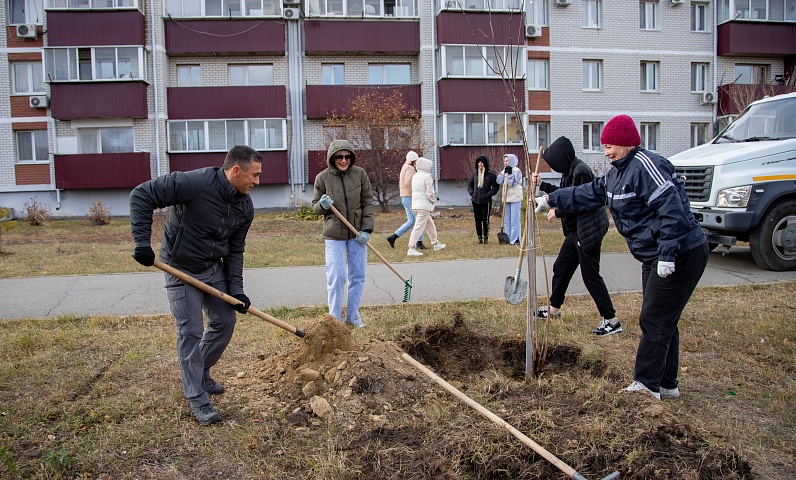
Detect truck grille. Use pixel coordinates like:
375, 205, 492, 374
674, 166, 712, 202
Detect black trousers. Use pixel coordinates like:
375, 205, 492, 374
634, 241, 709, 392
549, 232, 615, 319
472, 201, 491, 238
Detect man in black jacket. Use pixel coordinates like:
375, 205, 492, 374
129, 145, 262, 425
533, 136, 618, 335
467, 155, 500, 244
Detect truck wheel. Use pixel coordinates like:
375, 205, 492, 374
750, 200, 796, 271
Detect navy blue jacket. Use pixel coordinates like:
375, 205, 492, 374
549, 147, 705, 264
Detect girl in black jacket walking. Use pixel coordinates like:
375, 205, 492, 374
532, 136, 619, 335
467, 155, 500, 244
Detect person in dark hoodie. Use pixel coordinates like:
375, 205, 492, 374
532, 136, 619, 335
467, 155, 500, 244
534, 115, 708, 401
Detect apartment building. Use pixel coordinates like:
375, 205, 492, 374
1, 0, 794, 217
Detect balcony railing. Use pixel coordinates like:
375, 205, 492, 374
438, 145, 529, 180
306, 84, 421, 118
169, 151, 289, 184
50, 82, 147, 119
54, 152, 150, 189
718, 83, 796, 115
305, 20, 419, 54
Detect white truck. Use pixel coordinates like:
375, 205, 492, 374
669, 91, 796, 271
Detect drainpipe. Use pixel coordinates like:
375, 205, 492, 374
430, 2, 440, 196
150, 0, 162, 177
49, 117, 61, 209
287, 18, 305, 206
713, 1, 718, 125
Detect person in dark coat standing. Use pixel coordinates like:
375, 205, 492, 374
532, 136, 618, 335
467, 155, 500, 244
535, 115, 708, 400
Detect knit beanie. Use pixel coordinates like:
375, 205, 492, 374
406, 151, 419, 163
600, 115, 641, 147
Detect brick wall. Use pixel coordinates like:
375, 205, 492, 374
15, 163, 50, 185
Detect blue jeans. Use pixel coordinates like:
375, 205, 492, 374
504, 201, 521, 244
395, 196, 422, 241
324, 238, 367, 325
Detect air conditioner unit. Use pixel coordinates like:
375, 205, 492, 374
16, 24, 37, 39
525, 25, 542, 38
670, 0, 684, 5
555, 0, 571, 6
29, 95, 48, 108
701, 91, 717, 105
282, 7, 300, 19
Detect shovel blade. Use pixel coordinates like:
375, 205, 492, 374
504, 276, 528, 305
497, 232, 510, 245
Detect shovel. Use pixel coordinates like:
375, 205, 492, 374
153, 259, 306, 338
497, 185, 510, 245
504, 220, 529, 304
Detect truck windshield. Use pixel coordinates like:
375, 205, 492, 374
717, 96, 796, 143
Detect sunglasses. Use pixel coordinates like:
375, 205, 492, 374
333, 154, 353, 161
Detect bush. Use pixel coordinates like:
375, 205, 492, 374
87, 199, 112, 225
0, 206, 16, 254
23, 196, 51, 226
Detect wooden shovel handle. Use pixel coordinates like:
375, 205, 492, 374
153, 259, 305, 337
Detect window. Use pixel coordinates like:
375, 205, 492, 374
440, 0, 522, 10
44, 47, 147, 81
734, 64, 768, 84
10, 0, 43, 23
691, 63, 708, 92
368, 64, 411, 84
640, 1, 658, 30
441, 113, 522, 146
583, 122, 602, 151
177, 65, 201, 86
16, 130, 48, 162
12, 62, 45, 94
691, 2, 708, 31
78, 127, 133, 154
524, 0, 547, 25
165, 0, 279, 16
168, 119, 286, 152
640, 123, 658, 151
441, 45, 525, 78
582, 60, 602, 90
527, 60, 548, 90
526, 122, 550, 150
583, 0, 601, 28
690, 123, 711, 147
640, 61, 658, 92
228, 64, 273, 86
322, 64, 345, 85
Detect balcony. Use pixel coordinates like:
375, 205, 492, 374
717, 21, 796, 56
306, 84, 421, 118
54, 152, 150, 189
50, 82, 147, 119
437, 11, 524, 45
165, 19, 285, 55
169, 151, 289, 184
168, 86, 287, 119
717, 83, 796, 116
305, 20, 419, 55
46, 11, 145, 46
438, 79, 524, 113
438, 145, 531, 180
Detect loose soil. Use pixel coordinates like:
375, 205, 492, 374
232, 315, 753, 479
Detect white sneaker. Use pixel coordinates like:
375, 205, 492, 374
622, 380, 661, 400
660, 386, 680, 399
433, 243, 446, 252
407, 248, 423, 256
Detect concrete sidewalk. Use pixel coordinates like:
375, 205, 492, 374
1, 247, 794, 320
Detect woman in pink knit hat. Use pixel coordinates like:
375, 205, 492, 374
534, 114, 709, 401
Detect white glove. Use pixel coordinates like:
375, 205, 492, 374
657, 261, 675, 278
319, 194, 333, 209
534, 196, 549, 213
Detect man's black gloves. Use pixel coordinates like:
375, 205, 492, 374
132, 245, 156, 266
231, 293, 251, 314
504, 166, 512, 174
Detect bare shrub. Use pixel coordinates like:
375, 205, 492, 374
87, 199, 112, 225
23, 196, 52, 226
0, 206, 16, 253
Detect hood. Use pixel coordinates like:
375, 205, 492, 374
326, 140, 357, 169
542, 136, 576, 174
415, 156, 432, 173
669, 138, 796, 167
504, 153, 518, 168
475, 155, 492, 171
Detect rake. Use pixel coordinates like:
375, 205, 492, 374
328, 204, 412, 302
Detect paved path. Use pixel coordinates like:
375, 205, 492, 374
1, 247, 794, 320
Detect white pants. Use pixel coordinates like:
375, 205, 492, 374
408, 209, 439, 247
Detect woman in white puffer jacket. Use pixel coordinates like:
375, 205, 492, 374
406, 157, 446, 256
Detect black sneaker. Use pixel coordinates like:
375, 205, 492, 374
416, 241, 428, 250
191, 403, 221, 425
387, 234, 398, 249
203, 378, 224, 395
537, 306, 562, 319
593, 319, 623, 336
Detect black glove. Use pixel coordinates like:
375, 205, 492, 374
231, 293, 251, 314
132, 245, 155, 266
504, 166, 512, 174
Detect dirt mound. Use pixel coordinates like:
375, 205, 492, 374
233, 315, 753, 479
